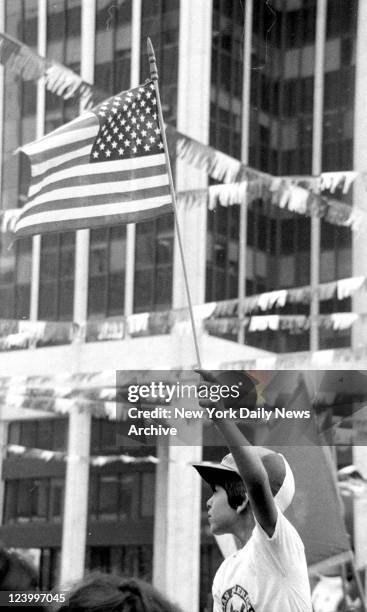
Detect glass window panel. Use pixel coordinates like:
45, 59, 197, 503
120, 474, 134, 519
108, 273, 124, 316
37, 420, 54, 449
40, 252, 58, 282
140, 472, 155, 517
53, 419, 67, 451
320, 250, 335, 282
100, 420, 118, 451
8, 422, 21, 445
88, 276, 107, 315
134, 269, 153, 311
32, 480, 49, 521
21, 421, 38, 448
156, 237, 173, 265
58, 280, 74, 319
278, 256, 295, 287
0, 287, 15, 318
155, 267, 172, 307
50, 478, 64, 521
109, 236, 126, 272
3, 481, 17, 523
90, 248, 108, 275
135, 234, 155, 266
99, 476, 119, 519
38, 284, 57, 320
15, 285, 30, 319
337, 248, 352, 279
15, 251, 32, 285
88, 475, 99, 519
17, 480, 33, 521
59, 249, 75, 279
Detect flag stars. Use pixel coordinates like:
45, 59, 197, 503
92, 82, 163, 163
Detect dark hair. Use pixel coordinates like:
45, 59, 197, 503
58, 572, 182, 612
0, 548, 45, 612
0, 548, 38, 591
209, 475, 247, 511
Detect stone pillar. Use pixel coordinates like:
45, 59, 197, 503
352, 0, 367, 348
153, 390, 203, 611
172, 0, 212, 310
59, 0, 95, 586
352, 443, 367, 571
29, 0, 47, 322
0, 406, 7, 526
59, 405, 92, 586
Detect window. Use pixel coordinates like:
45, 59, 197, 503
88, 472, 135, 521
39, 233, 75, 321
3, 477, 65, 524
8, 419, 67, 452
88, 226, 126, 318
140, 472, 155, 517
134, 215, 174, 313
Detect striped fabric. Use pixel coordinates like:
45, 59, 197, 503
14, 80, 173, 237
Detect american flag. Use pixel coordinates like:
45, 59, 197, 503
14, 80, 173, 237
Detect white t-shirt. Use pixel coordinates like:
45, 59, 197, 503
212, 509, 312, 612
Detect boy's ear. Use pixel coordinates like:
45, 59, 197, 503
236, 497, 249, 514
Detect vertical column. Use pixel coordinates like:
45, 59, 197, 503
0, 406, 7, 527
124, 0, 142, 319
309, 0, 327, 351
0, 0, 5, 525
0, 0, 5, 195
353, 444, 367, 575
60, 0, 95, 587
237, 0, 253, 344
153, 390, 203, 611
352, 0, 367, 349
30, 0, 47, 322
172, 0, 212, 310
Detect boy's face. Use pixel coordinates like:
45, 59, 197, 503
206, 485, 241, 535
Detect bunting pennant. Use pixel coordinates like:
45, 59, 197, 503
6, 444, 159, 466
0, 31, 96, 108
0, 275, 364, 351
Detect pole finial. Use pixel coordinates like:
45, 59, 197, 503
147, 37, 158, 81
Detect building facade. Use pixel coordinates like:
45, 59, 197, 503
0, 1, 367, 611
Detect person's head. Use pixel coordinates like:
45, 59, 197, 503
0, 548, 38, 591
0, 548, 45, 612
58, 572, 182, 612
194, 449, 295, 536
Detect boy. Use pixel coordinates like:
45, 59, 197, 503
194, 370, 312, 612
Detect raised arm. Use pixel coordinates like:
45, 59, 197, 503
197, 370, 278, 536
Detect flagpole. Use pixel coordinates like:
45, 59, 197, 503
147, 37, 202, 368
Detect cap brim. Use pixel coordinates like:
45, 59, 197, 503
193, 462, 241, 487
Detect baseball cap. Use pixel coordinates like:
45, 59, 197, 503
193, 448, 295, 512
